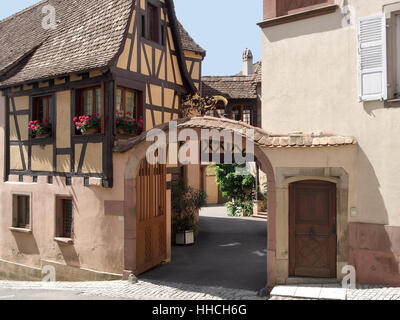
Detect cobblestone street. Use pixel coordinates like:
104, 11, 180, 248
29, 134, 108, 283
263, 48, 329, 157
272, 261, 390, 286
269, 285, 400, 300
0, 280, 262, 300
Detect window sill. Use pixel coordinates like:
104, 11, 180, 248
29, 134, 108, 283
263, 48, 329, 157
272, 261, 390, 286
9, 227, 32, 234
384, 99, 400, 108
141, 37, 164, 50
257, 4, 338, 28
54, 237, 74, 245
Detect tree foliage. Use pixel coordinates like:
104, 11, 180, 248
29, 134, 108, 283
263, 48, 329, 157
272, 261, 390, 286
212, 164, 255, 216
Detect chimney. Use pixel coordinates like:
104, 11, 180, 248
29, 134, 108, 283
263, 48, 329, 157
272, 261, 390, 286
242, 48, 253, 76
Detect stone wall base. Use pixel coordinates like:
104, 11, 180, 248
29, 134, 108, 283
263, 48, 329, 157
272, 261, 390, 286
0, 259, 42, 281
349, 223, 400, 286
0, 259, 122, 282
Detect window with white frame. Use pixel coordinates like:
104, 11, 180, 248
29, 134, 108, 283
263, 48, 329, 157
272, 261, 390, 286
357, 14, 387, 101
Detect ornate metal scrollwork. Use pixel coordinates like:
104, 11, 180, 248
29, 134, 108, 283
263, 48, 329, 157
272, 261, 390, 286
181, 93, 228, 118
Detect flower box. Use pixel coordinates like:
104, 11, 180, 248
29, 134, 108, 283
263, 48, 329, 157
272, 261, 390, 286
28, 119, 52, 138
116, 111, 143, 136
73, 114, 101, 135
82, 127, 99, 135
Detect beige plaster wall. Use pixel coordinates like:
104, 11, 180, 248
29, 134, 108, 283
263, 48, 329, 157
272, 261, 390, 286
0, 95, 131, 276
0, 177, 123, 274
261, 0, 400, 226
0, 173, 126, 276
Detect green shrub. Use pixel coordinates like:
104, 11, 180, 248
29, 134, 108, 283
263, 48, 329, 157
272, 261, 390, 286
212, 164, 256, 217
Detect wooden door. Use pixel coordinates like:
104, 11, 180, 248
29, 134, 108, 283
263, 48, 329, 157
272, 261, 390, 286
289, 180, 337, 278
136, 159, 167, 275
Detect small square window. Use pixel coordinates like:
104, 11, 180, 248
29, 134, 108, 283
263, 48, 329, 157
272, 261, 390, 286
30, 96, 53, 138
148, 3, 159, 43
12, 194, 31, 230
56, 197, 73, 239
76, 87, 102, 117
74, 86, 103, 134
32, 96, 52, 123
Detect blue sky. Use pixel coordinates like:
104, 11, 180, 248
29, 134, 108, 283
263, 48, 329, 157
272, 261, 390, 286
1, 0, 262, 76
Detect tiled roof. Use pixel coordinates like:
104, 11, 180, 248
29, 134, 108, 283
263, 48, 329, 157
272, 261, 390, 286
176, 21, 205, 55
201, 62, 261, 100
0, 0, 205, 88
0, 0, 132, 87
114, 116, 357, 153
202, 76, 257, 99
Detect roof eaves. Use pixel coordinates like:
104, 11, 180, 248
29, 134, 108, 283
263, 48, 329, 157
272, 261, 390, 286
165, 0, 197, 94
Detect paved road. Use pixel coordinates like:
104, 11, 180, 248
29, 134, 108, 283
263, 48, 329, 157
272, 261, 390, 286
0, 206, 268, 300
141, 206, 268, 292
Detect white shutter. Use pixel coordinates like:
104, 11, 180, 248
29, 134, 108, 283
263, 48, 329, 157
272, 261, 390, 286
358, 14, 387, 101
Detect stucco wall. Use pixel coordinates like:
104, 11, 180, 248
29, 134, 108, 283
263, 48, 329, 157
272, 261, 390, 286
261, 0, 400, 226
0, 90, 130, 277
0, 174, 126, 277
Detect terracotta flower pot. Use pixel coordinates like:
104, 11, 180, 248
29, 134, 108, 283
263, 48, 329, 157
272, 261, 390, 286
35, 132, 50, 139
117, 128, 138, 136
82, 127, 99, 135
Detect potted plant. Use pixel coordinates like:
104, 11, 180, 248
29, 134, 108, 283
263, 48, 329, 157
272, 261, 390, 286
171, 182, 206, 245
73, 114, 101, 135
115, 111, 143, 135
28, 119, 52, 138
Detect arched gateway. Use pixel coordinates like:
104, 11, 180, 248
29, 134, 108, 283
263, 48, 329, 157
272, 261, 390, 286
117, 116, 277, 289
115, 116, 357, 291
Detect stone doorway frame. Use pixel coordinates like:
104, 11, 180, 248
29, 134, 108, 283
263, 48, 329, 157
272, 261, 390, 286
274, 168, 349, 285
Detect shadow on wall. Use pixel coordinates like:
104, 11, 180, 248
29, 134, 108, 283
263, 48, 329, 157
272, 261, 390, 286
363, 100, 384, 117
140, 215, 268, 293
349, 148, 400, 286
57, 243, 80, 268
263, 9, 345, 42
12, 232, 40, 255
356, 146, 388, 225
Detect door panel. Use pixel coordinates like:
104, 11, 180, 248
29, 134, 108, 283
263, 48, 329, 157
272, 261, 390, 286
289, 180, 337, 278
136, 159, 167, 275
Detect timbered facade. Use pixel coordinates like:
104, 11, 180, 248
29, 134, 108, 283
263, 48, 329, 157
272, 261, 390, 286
0, 0, 204, 280
1, 0, 204, 188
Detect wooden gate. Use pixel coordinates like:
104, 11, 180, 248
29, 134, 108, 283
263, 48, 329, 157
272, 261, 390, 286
289, 180, 337, 278
136, 159, 167, 275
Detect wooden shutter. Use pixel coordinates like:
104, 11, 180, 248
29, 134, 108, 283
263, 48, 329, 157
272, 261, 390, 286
358, 14, 388, 101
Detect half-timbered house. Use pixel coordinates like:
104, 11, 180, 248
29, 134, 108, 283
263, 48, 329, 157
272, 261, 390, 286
0, 0, 205, 280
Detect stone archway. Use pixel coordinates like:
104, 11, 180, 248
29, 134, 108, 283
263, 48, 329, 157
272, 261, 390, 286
120, 117, 277, 290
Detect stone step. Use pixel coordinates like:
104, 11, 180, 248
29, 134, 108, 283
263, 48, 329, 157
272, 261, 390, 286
252, 214, 268, 220
270, 284, 347, 300
286, 277, 341, 285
